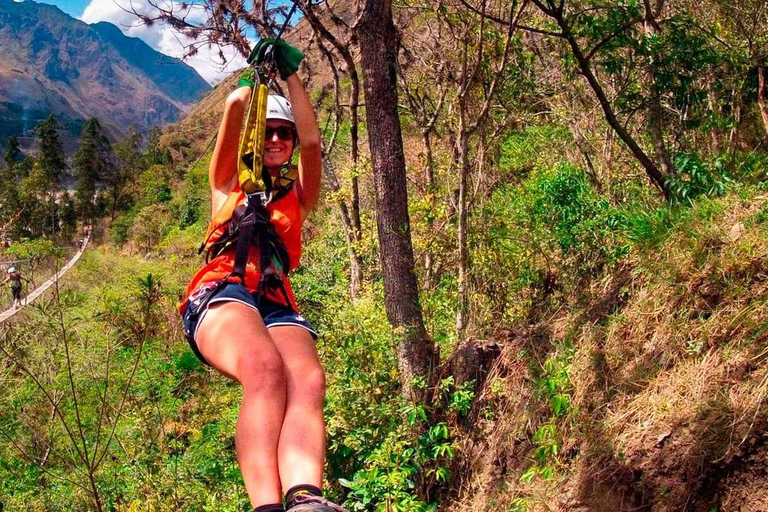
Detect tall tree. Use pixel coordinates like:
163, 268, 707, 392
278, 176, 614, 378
4, 135, 22, 175
34, 116, 67, 236
18, 160, 53, 237
304, 13, 366, 298
357, 0, 437, 402
449, 0, 522, 337
0, 156, 22, 239
109, 129, 145, 220
35, 115, 67, 188
1, 138, 23, 238
73, 118, 114, 223
524, 0, 670, 197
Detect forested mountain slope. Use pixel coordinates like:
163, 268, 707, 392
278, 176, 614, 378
0, 0, 210, 152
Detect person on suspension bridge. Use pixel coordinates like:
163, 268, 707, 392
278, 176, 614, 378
1, 267, 29, 308
178, 35, 346, 512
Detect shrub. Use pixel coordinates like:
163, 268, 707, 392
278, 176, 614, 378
666, 152, 730, 204
476, 163, 625, 323
110, 209, 136, 246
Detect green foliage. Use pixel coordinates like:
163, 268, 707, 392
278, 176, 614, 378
3, 238, 63, 261
110, 209, 136, 246
537, 346, 574, 419
521, 343, 574, 484
666, 153, 731, 204
131, 204, 172, 253
617, 205, 680, 247
169, 155, 209, 231
477, 162, 625, 324
337, 377, 470, 512
3, 135, 21, 166
717, 151, 768, 188
105, 128, 147, 217
0, 251, 248, 511
34, 115, 67, 186
73, 117, 114, 221
139, 164, 174, 206
498, 125, 570, 175
573, 3, 728, 139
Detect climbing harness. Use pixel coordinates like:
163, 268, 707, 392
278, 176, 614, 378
198, 59, 298, 306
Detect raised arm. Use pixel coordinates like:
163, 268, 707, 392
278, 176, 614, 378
285, 73, 322, 217
209, 86, 251, 217
248, 38, 322, 217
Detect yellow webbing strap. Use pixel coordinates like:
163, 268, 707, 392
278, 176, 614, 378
237, 82, 270, 194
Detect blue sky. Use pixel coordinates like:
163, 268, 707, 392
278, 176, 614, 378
36, 0, 89, 18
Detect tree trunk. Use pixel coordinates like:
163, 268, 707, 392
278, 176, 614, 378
455, 107, 470, 338
357, 0, 436, 402
306, 13, 365, 298
647, 97, 674, 175
324, 157, 364, 298
423, 130, 436, 289
729, 84, 741, 151
642, 2, 674, 177
757, 64, 768, 142
301, 3, 363, 242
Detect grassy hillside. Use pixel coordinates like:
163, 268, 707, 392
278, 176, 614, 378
3, 115, 768, 510
447, 186, 768, 511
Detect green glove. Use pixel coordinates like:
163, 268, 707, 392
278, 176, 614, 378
247, 38, 304, 80
237, 68, 256, 88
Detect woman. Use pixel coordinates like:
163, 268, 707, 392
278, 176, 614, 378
179, 39, 346, 512
1, 267, 28, 308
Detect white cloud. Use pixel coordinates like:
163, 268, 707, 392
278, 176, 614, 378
80, 0, 249, 84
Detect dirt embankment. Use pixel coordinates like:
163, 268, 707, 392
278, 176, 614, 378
446, 195, 768, 511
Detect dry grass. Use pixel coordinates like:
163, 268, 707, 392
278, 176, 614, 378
447, 192, 768, 511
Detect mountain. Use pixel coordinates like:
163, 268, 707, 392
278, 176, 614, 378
0, 0, 211, 152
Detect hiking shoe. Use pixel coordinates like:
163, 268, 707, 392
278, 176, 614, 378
286, 494, 348, 512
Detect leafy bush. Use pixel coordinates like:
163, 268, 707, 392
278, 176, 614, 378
521, 342, 574, 484
718, 151, 768, 188
110, 209, 136, 246
617, 205, 680, 247
139, 164, 173, 206
131, 204, 172, 253
338, 377, 472, 512
2, 238, 63, 261
666, 152, 730, 204
476, 163, 625, 323
498, 125, 570, 174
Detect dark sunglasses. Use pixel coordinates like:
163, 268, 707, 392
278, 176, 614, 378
265, 126, 295, 141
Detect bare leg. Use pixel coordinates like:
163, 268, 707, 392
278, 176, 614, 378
270, 326, 326, 490
196, 302, 287, 507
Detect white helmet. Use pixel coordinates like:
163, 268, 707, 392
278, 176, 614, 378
266, 95, 295, 124
8, 267, 15, 274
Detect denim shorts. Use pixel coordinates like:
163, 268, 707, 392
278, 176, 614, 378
181, 281, 318, 366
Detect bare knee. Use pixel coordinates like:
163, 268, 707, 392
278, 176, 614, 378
238, 349, 286, 396
290, 362, 325, 407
